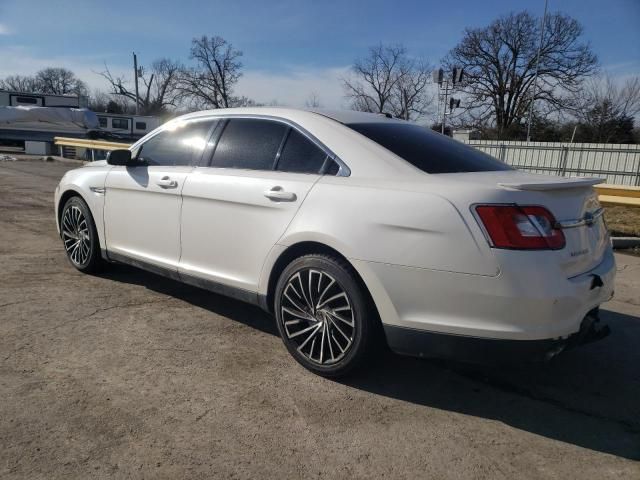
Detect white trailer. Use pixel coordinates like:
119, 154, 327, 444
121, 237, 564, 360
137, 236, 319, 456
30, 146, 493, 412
95, 113, 161, 139
0, 90, 87, 108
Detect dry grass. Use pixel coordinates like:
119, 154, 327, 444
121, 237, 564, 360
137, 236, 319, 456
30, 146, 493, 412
603, 204, 640, 237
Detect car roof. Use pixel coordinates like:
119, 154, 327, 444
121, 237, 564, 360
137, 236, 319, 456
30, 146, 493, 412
307, 109, 402, 124
174, 107, 403, 125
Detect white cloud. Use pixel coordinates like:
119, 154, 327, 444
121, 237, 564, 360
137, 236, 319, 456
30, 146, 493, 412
237, 66, 352, 109
601, 61, 640, 83
0, 46, 131, 92
0, 45, 355, 108
0, 23, 11, 35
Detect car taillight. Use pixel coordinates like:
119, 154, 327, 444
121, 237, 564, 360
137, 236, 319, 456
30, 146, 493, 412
475, 205, 565, 250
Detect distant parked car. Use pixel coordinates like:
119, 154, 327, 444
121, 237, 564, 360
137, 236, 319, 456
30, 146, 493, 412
54, 108, 614, 377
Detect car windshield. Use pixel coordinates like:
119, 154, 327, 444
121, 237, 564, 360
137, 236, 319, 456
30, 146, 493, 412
346, 122, 512, 174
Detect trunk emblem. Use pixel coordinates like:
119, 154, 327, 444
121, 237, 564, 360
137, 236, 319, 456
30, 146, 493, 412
555, 207, 604, 230
584, 212, 595, 227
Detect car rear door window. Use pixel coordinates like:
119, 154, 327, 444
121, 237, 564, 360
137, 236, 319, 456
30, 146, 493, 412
137, 119, 216, 167
276, 129, 327, 174
347, 122, 512, 173
212, 118, 286, 170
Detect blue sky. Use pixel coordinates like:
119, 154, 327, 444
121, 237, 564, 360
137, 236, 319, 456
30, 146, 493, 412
0, 0, 638, 108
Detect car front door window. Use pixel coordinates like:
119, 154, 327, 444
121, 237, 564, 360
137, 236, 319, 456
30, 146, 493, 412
137, 119, 217, 167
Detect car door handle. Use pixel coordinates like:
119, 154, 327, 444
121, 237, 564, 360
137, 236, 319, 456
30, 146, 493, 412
264, 186, 297, 202
156, 176, 178, 189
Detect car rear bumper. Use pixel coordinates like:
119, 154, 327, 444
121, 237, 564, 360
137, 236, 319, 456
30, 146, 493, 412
383, 308, 610, 363
352, 246, 616, 352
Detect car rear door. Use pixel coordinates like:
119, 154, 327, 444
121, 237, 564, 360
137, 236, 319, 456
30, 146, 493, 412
103, 119, 216, 272
179, 118, 337, 292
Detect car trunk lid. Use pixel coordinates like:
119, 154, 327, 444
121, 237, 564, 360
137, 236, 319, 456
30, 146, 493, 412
423, 171, 609, 278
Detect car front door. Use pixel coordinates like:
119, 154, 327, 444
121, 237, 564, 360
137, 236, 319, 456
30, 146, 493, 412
103, 119, 216, 273
179, 118, 338, 293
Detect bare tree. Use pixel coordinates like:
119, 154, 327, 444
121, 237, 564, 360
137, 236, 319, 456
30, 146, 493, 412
0, 74, 40, 92
445, 10, 597, 134
177, 35, 243, 109
89, 89, 135, 113
576, 75, 640, 119
1, 69, 87, 96
343, 44, 404, 114
571, 75, 640, 142
392, 60, 433, 120
34, 67, 88, 96
98, 58, 181, 115
343, 44, 434, 120
88, 90, 111, 112
305, 92, 322, 109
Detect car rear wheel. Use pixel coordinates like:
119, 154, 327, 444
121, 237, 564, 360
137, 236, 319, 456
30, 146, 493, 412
60, 196, 103, 273
274, 254, 374, 377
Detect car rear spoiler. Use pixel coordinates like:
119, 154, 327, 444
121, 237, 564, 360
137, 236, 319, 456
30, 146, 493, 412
498, 177, 605, 191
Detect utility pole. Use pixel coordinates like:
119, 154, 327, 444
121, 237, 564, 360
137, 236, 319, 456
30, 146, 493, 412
133, 52, 140, 115
526, 0, 549, 142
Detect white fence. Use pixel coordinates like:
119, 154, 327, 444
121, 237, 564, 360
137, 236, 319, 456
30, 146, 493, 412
463, 140, 640, 186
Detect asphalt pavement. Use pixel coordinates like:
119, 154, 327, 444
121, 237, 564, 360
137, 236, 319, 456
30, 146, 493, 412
1, 159, 639, 479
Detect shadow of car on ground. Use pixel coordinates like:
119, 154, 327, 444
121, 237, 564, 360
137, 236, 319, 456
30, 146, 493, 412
100, 263, 640, 460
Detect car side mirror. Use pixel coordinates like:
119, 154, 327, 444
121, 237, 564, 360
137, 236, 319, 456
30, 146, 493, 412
107, 149, 133, 166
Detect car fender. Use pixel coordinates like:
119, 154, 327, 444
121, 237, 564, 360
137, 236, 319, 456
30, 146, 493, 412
55, 166, 110, 250
257, 232, 402, 327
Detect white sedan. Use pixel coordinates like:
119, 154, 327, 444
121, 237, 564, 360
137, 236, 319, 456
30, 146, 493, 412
54, 108, 615, 377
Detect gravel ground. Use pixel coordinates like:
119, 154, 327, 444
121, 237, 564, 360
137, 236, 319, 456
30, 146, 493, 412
1, 159, 639, 479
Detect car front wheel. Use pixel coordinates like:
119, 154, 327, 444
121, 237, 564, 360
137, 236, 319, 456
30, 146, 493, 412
60, 196, 103, 273
274, 254, 374, 377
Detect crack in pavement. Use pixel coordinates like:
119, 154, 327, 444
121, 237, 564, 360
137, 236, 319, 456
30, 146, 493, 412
2, 299, 172, 361
0, 300, 30, 309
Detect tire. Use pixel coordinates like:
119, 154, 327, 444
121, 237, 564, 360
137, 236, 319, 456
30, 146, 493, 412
274, 254, 375, 377
60, 196, 103, 273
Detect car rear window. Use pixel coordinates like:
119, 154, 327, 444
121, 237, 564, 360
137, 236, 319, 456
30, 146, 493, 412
346, 122, 511, 174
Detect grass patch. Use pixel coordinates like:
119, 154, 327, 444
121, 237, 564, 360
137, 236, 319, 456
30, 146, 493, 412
603, 204, 640, 237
